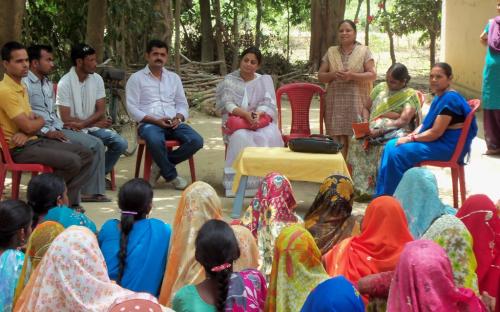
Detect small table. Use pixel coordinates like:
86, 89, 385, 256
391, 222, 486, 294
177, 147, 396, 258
231, 147, 351, 218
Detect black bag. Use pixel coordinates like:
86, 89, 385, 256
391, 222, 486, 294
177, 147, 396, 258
288, 135, 343, 154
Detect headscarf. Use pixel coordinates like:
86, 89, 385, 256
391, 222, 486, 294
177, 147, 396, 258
304, 175, 362, 254
300, 276, 365, 312
231, 225, 259, 272
387, 240, 488, 312
323, 196, 413, 285
240, 172, 301, 276
422, 214, 479, 292
266, 224, 329, 312
13, 221, 64, 305
394, 167, 456, 238
158, 181, 223, 306
14, 226, 134, 312
457, 194, 500, 298
488, 16, 500, 53
225, 269, 267, 312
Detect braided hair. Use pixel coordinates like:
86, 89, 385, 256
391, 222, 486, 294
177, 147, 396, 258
116, 178, 153, 285
27, 173, 66, 228
195, 220, 240, 312
0, 200, 33, 250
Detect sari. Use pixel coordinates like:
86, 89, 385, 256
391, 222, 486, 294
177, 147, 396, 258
231, 225, 259, 272
109, 293, 173, 312
457, 194, 500, 299
323, 196, 413, 286
394, 167, 456, 238
225, 269, 267, 312
422, 214, 479, 292
301, 276, 365, 312
13, 221, 64, 305
98, 219, 171, 296
347, 82, 421, 199
158, 181, 223, 306
266, 224, 329, 312
43, 205, 97, 233
14, 226, 135, 312
239, 172, 301, 277
0, 249, 24, 312
376, 90, 477, 196
304, 175, 362, 255
387, 240, 487, 312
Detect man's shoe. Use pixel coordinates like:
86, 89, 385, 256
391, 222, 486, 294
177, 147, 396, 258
168, 176, 188, 190
149, 163, 162, 187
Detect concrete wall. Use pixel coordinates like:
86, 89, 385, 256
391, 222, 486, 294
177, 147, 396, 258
441, 0, 497, 99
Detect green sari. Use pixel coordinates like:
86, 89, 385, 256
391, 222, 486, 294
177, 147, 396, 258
347, 83, 421, 200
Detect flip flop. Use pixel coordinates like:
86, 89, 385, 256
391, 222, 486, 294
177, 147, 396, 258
81, 194, 112, 203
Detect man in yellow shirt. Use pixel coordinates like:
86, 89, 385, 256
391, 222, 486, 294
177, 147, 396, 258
0, 41, 93, 209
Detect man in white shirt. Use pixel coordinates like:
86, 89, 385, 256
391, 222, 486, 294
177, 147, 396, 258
126, 40, 203, 190
56, 44, 128, 183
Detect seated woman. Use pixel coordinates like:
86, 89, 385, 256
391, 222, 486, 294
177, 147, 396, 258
323, 196, 413, 289
375, 62, 478, 196
13, 221, 64, 306
98, 179, 171, 297
237, 172, 301, 277
216, 46, 284, 196
457, 195, 500, 305
158, 182, 223, 306
348, 63, 421, 199
304, 174, 362, 255
387, 240, 488, 312
230, 225, 259, 272
394, 167, 456, 238
27, 173, 96, 233
14, 226, 174, 311
172, 219, 267, 312
0, 200, 32, 311
266, 224, 331, 311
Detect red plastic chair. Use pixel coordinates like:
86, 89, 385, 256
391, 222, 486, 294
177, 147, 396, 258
276, 83, 326, 145
418, 99, 480, 208
134, 138, 196, 183
0, 129, 53, 200
416, 90, 425, 106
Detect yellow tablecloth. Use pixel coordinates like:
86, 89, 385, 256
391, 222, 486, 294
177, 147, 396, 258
232, 147, 351, 193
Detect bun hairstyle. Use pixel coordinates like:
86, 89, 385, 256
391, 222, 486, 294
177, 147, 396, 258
388, 63, 411, 86
117, 178, 153, 284
27, 173, 66, 228
0, 200, 33, 249
195, 219, 240, 312
432, 62, 453, 78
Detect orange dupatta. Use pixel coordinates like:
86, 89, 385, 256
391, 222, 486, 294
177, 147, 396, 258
323, 196, 413, 284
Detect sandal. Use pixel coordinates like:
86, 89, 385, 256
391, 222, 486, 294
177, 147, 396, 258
81, 194, 112, 203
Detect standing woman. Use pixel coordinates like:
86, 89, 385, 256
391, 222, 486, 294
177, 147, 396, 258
480, 1, 500, 155
318, 19, 377, 158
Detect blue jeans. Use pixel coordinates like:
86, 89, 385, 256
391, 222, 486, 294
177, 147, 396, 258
89, 128, 128, 174
138, 123, 204, 181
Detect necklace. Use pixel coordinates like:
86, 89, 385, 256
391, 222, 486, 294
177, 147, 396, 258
340, 45, 355, 55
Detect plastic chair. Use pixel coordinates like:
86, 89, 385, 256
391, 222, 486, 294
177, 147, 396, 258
418, 99, 480, 208
276, 83, 326, 145
416, 90, 425, 106
134, 138, 196, 182
0, 129, 53, 200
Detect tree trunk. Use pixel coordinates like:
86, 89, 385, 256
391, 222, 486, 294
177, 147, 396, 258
199, 0, 215, 62
174, 0, 181, 71
0, 0, 25, 78
212, 0, 227, 75
309, 0, 346, 71
354, 0, 363, 22
231, 0, 240, 70
86, 0, 107, 63
286, 0, 290, 62
255, 0, 263, 48
156, 0, 174, 47
365, 0, 370, 46
429, 32, 436, 67
382, 0, 395, 64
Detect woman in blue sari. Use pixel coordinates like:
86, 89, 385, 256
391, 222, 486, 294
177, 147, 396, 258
98, 178, 171, 297
375, 63, 477, 196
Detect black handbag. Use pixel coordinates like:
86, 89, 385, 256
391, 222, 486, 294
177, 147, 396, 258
288, 135, 343, 154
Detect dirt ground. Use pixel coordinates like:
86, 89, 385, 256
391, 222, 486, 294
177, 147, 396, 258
8, 100, 500, 229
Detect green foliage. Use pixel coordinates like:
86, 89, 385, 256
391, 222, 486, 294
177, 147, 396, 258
387, 0, 441, 40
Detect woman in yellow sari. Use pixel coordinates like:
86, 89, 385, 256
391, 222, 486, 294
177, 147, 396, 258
158, 181, 223, 307
347, 63, 421, 200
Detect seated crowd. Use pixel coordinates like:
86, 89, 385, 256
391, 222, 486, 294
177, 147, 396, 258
0, 18, 498, 312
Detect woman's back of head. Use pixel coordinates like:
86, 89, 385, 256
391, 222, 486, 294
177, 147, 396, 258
0, 199, 33, 250
27, 173, 66, 228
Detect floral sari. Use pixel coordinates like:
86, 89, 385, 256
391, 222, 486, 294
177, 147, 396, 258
0, 249, 24, 312
225, 269, 267, 312
304, 175, 362, 255
266, 224, 329, 312
239, 172, 302, 277
231, 225, 260, 272
158, 182, 223, 306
